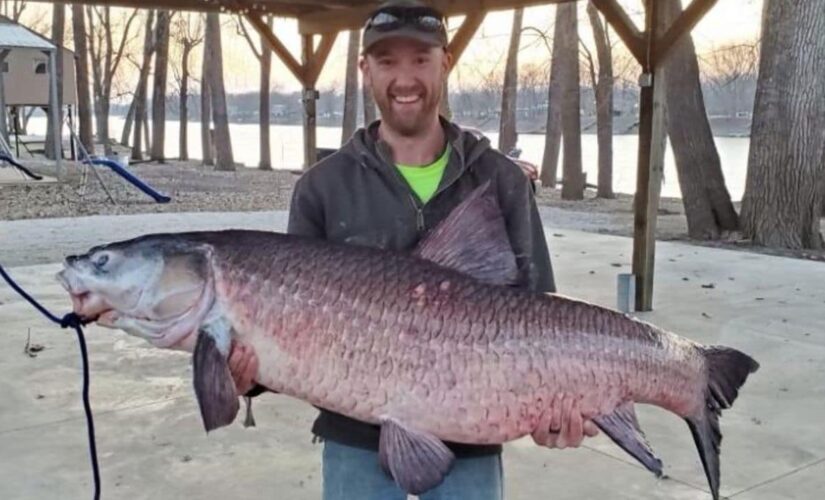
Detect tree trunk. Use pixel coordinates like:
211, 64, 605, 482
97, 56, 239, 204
341, 29, 359, 145
558, 3, 583, 200
258, 16, 272, 170
45, 3, 65, 159
179, 44, 191, 161
661, 0, 738, 239
205, 12, 233, 170
120, 98, 136, 146
200, 27, 213, 167
498, 8, 522, 154
131, 10, 155, 160
150, 10, 170, 162
740, 0, 825, 250
587, 3, 614, 199
72, 5, 94, 154
540, 7, 564, 188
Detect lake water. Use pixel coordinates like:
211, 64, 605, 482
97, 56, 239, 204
27, 116, 751, 201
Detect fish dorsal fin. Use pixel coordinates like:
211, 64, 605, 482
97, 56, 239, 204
413, 181, 519, 285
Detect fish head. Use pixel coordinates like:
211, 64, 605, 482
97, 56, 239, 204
56, 236, 216, 348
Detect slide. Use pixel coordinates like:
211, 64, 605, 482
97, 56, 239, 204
89, 158, 171, 203
0, 153, 43, 180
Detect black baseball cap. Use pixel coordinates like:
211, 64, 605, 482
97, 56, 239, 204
362, 0, 448, 54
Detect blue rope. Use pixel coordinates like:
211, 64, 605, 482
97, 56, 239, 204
0, 264, 101, 500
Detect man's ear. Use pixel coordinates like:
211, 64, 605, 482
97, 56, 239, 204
442, 49, 453, 75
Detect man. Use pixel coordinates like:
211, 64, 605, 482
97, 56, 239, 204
229, 1, 596, 498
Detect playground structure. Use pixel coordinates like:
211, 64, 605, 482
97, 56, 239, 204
0, 15, 169, 203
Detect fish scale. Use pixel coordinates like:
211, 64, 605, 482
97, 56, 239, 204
206, 233, 704, 444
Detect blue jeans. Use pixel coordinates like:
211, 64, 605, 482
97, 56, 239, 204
322, 440, 503, 500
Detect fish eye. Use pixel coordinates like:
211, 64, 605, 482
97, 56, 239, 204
94, 253, 110, 269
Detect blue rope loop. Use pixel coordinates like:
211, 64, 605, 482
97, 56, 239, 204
0, 264, 101, 500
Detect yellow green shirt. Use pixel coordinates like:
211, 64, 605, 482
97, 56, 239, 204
395, 145, 450, 204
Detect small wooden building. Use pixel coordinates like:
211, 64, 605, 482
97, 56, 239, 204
0, 15, 76, 106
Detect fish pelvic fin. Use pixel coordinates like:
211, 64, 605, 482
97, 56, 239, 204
687, 346, 760, 500
378, 417, 455, 495
193, 327, 240, 433
412, 181, 519, 286
593, 402, 663, 477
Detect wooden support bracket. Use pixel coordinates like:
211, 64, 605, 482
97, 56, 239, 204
245, 13, 306, 84
447, 11, 486, 65
591, 0, 646, 64
305, 33, 336, 86
654, 0, 719, 65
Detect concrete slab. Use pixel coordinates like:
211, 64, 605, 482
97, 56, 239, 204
1, 215, 823, 499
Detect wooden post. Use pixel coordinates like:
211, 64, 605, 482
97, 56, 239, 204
48, 49, 63, 178
302, 34, 318, 169
631, 0, 667, 311
0, 49, 9, 145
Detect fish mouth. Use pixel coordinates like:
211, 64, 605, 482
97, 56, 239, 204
57, 269, 116, 323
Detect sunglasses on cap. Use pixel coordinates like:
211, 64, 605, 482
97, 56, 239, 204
365, 7, 445, 33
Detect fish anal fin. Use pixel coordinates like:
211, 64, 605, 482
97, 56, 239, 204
193, 329, 239, 432
378, 417, 455, 495
413, 181, 519, 286
593, 402, 663, 477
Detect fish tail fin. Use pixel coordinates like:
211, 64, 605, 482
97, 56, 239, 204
686, 346, 759, 500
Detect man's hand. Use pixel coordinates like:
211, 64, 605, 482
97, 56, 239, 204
227, 340, 259, 397
531, 393, 600, 449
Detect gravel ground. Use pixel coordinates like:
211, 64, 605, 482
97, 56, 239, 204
1, 160, 822, 265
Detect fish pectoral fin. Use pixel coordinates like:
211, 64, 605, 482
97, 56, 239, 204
378, 417, 455, 495
193, 329, 240, 433
593, 402, 663, 477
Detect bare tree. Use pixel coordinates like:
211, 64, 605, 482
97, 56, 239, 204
498, 7, 523, 154
44, 3, 64, 160
127, 10, 155, 159
71, 6, 94, 153
558, 3, 583, 200
1, 1, 26, 20
701, 41, 759, 116
87, 6, 139, 156
741, 0, 825, 249
341, 29, 359, 145
540, 10, 563, 188
236, 14, 273, 169
661, 0, 738, 239
173, 13, 203, 162
585, 1, 614, 198
200, 16, 213, 167
150, 10, 171, 162
204, 12, 233, 170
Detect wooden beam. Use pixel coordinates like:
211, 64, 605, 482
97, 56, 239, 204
245, 13, 306, 84
631, 0, 667, 311
298, 0, 574, 35
305, 33, 337, 86
29, 0, 311, 16
654, 0, 718, 65
591, 0, 646, 65
301, 34, 318, 169
447, 10, 486, 64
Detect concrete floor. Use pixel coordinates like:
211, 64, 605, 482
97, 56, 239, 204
1, 212, 823, 499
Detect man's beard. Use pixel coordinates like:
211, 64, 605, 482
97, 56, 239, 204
375, 82, 442, 137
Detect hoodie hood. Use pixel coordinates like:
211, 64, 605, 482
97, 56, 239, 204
344, 117, 492, 178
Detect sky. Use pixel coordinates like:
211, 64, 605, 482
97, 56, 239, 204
12, 0, 764, 95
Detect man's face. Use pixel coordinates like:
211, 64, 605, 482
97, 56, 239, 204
361, 37, 452, 137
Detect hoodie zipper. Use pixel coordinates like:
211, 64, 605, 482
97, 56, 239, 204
409, 194, 425, 232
